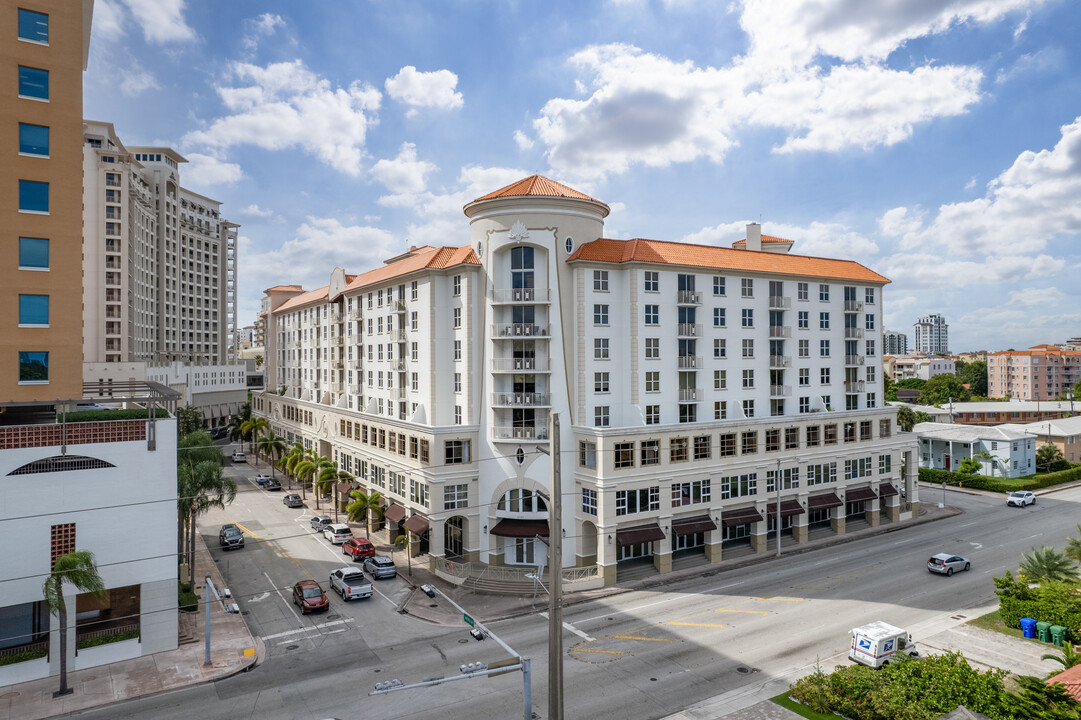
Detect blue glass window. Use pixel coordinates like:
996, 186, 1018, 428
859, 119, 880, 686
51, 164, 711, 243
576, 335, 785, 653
18, 180, 48, 213
18, 352, 49, 383
18, 237, 49, 269
18, 124, 48, 156
19, 295, 49, 326
18, 66, 48, 99
18, 9, 49, 43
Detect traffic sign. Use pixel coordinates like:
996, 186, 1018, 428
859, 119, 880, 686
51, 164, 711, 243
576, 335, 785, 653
463, 613, 475, 627
488, 656, 521, 678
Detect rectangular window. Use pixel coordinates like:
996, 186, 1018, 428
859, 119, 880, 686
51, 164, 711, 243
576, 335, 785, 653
18, 66, 49, 100
713, 307, 725, 327
452, 275, 461, 295
453, 372, 462, 392
742, 399, 755, 418
719, 433, 736, 457
18, 237, 48, 269
785, 427, 800, 450
672, 479, 711, 507
444, 440, 470, 464
614, 442, 635, 469
582, 488, 598, 515
644, 271, 658, 292
819, 312, 830, 330
799, 396, 810, 413
411, 311, 418, 330
641, 440, 660, 465
454, 340, 462, 360
820, 367, 831, 385
741, 278, 753, 298
799, 368, 809, 386
879, 454, 892, 474
714, 369, 726, 389
742, 369, 754, 388
713, 276, 725, 296
742, 339, 754, 358
454, 406, 462, 424
797, 282, 808, 301
824, 424, 838, 445
444, 484, 468, 510
594, 372, 610, 393
18, 295, 48, 326
693, 435, 711, 460
866, 340, 876, 356
806, 425, 819, 446
645, 370, 660, 392
741, 431, 757, 455
865, 313, 875, 330
411, 280, 418, 299
819, 284, 830, 301
714, 338, 726, 358
798, 339, 809, 358
615, 487, 659, 515
452, 307, 461, 328
798, 311, 808, 329
644, 304, 659, 325
645, 405, 660, 424
820, 339, 830, 357
595, 406, 610, 427
594, 304, 609, 325
866, 392, 877, 408
18, 9, 49, 43
742, 308, 754, 327
714, 400, 727, 419
18, 351, 48, 383
18, 123, 49, 156
579, 441, 597, 468
595, 338, 610, 359
644, 338, 659, 359
865, 288, 875, 304
19, 180, 49, 213
594, 270, 609, 291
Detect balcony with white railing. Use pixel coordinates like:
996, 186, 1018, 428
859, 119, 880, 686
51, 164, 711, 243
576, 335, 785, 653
845, 355, 865, 366
769, 355, 791, 368
845, 381, 865, 393
394, 360, 405, 371
492, 323, 551, 338
396, 329, 407, 341
491, 357, 550, 372
769, 385, 792, 397
491, 392, 551, 407
331, 381, 344, 394
844, 301, 864, 312
768, 296, 791, 309
677, 323, 703, 337
844, 327, 864, 339
678, 388, 700, 402
678, 355, 702, 369
492, 424, 550, 442
492, 288, 550, 304
769, 325, 791, 338
394, 301, 407, 314
676, 291, 702, 306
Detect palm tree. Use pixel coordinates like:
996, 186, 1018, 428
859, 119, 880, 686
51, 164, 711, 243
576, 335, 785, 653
393, 531, 416, 577
225, 414, 245, 445
1065, 525, 1081, 566
296, 455, 333, 508
43, 551, 106, 697
1042, 642, 1081, 676
313, 462, 342, 505
240, 416, 268, 456
1019, 546, 1080, 585
178, 460, 237, 587
346, 488, 383, 540
257, 431, 287, 478
278, 442, 305, 489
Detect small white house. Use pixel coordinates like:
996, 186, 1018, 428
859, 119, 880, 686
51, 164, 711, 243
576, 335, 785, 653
914, 422, 1036, 478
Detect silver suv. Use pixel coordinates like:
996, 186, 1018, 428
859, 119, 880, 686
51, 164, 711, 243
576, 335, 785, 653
218, 524, 244, 550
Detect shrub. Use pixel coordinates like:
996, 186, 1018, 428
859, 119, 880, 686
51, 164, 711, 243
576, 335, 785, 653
76, 629, 139, 650
179, 582, 198, 612
919, 465, 1081, 493
0, 647, 47, 666
994, 574, 1081, 640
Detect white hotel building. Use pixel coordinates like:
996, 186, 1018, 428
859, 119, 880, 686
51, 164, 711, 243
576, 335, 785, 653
255, 176, 918, 585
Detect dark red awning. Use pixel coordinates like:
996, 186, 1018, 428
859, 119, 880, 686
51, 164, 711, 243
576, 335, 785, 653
722, 507, 764, 527
383, 504, 407, 523
403, 515, 430, 535
616, 524, 665, 546
672, 515, 717, 536
490, 518, 550, 538
764, 499, 805, 518
807, 493, 843, 510
845, 486, 878, 502
879, 482, 899, 497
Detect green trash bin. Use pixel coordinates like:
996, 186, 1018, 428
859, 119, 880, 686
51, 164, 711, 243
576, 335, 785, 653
1050, 625, 1066, 647
1037, 621, 1052, 642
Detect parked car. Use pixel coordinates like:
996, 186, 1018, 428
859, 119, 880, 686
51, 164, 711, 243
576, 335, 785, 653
927, 552, 970, 576
364, 555, 397, 579
263, 478, 282, 491
342, 537, 376, 560
292, 580, 329, 614
329, 567, 373, 601
218, 523, 244, 550
324, 523, 353, 544
283, 493, 303, 508
1007, 491, 1036, 507
310, 515, 332, 531
209, 426, 228, 440
232, 451, 246, 463
255, 473, 272, 485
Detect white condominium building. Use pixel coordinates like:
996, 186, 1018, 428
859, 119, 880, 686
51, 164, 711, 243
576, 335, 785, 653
913, 313, 949, 355
255, 176, 918, 585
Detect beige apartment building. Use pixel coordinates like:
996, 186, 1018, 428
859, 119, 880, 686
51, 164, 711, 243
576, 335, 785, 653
988, 345, 1081, 400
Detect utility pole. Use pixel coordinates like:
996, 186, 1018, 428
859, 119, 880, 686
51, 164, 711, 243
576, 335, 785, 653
548, 411, 564, 720
775, 457, 782, 558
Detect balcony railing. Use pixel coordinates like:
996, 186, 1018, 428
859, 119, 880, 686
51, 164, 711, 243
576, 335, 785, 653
676, 291, 702, 305
770, 385, 792, 397
845, 381, 865, 393
769, 355, 791, 368
349, 309, 361, 320
845, 355, 865, 366
677, 355, 702, 369
491, 357, 550, 372
678, 388, 700, 402
768, 296, 791, 309
331, 382, 344, 394
492, 425, 550, 442
396, 329, 407, 341
394, 360, 405, 371
844, 327, 864, 339
492, 392, 551, 407
844, 301, 864, 312
769, 325, 791, 338
677, 323, 703, 337
493, 288, 550, 304
397, 387, 406, 400
394, 301, 407, 313
492, 323, 550, 337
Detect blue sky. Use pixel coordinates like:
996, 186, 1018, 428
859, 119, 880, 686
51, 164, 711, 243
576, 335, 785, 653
83, 0, 1081, 353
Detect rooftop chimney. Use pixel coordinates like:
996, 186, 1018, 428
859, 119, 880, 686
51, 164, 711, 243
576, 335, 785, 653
746, 222, 762, 252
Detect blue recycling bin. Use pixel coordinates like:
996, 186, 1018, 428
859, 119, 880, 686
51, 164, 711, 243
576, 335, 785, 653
1020, 617, 1037, 639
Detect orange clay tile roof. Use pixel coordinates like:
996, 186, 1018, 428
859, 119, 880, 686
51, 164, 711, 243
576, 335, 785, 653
567, 237, 889, 283
470, 174, 608, 209
343, 245, 479, 293
1048, 664, 1081, 702
989, 348, 1081, 356
731, 235, 795, 245
265, 284, 304, 292
275, 286, 329, 312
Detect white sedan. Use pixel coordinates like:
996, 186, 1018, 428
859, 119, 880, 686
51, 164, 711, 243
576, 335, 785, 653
1006, 491, 1035, 507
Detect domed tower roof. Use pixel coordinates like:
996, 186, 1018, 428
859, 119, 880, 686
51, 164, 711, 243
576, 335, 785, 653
463, 174, 610, 218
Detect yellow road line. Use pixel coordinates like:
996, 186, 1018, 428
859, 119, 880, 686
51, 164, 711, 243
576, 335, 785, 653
665, 622, 726, 628
714, 609, 770, 615
234, 521, 260, 539
754, 597, 804, 602
612, 635, 672, 642
222, 515, 311, 579
573, 648, 628, 655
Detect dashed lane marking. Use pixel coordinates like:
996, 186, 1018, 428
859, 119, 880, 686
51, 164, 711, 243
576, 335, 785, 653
754, 597, 804, 602
713, 609, 770, 615
665, 622, 726, 628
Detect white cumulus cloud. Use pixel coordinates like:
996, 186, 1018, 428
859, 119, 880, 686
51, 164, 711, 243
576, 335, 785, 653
683, 219, 878, 259
183, 153, 244, 186
371, 143, 438, 194
119, 0, 196, 43
385, 66, 464, 117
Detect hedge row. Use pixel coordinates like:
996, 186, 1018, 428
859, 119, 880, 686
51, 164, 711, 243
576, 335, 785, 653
76, 629, 140, 650
918, 465, 1081, 493
0, 647, 46, 666
63, 408, 170, 423
994, 575, 1081, 642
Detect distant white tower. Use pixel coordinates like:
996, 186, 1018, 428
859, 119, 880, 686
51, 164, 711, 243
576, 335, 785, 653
913, 314, 948, 355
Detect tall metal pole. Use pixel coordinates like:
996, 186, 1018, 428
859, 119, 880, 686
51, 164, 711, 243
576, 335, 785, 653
548, 412, 564, 720
204, 574, 212, 666
775, 457, 782, 558
522, 657, 533, 720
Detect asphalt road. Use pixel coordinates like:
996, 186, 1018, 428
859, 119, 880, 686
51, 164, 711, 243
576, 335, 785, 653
74, 482, 1081, 720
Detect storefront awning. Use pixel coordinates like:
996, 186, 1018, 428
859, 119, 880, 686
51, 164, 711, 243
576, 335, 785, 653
403, 515, 430, 536
384, 504, 407, 523
879, 482, 899, 497
807, 493, 843, 510
490, 518, 550, 537
616, 524, 665, 546
672, 515, 717, 536
845, 486, 878, 502
721, 506, 764, 527
764, 499, 805, 518
336, 482, 354, 497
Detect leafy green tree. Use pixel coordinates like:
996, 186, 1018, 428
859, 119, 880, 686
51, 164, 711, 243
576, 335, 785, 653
257, 431, 287, 477
176, 406, 203, 436
1019, 546, 1080, 585
957, 457, 981, 474
346, 488, 383, 540
240, 416, 268, 455
225, 414, 245, 444
296, 455, 333, 508
896, 378, 927, 391
43, 551, 106, 697
914, 410, 933, 424
279, 442, 312, 493
958, 360, 988, 397
896, 405, 917, 432
1000, 674, 1081, 718
974, 449, 1004, 477
254, 354, 263, 367
884, 375, 896, 401
1066, 526, 1081, 565
177, 430, 223, 467
177, 460, 236, 587
918, 373, 971, 405
1036, 444, 1068, 473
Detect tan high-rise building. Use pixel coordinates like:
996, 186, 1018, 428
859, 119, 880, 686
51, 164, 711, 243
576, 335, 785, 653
2, 0, 93, 402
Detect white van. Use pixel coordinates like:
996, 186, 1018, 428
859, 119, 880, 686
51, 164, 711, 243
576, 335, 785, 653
849, 621, 918, 668
323, 523, 353, 544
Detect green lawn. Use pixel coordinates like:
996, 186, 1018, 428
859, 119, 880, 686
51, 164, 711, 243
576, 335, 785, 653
770, 692, 838, 720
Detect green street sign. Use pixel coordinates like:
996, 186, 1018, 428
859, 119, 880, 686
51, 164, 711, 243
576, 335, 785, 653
463, 613, 475, 627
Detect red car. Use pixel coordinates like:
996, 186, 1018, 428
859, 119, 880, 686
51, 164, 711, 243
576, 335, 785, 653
342, 538, 376, 560
292, 580, 329, 614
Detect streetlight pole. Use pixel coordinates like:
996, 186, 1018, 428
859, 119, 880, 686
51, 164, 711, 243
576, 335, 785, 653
775, 456, 782, 558
547, 412, 564, 720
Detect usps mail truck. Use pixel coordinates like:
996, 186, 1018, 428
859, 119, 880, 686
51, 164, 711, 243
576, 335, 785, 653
849, 621, 919, 668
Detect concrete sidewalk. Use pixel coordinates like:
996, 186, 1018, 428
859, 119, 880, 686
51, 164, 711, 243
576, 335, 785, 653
0, 531, 263, 720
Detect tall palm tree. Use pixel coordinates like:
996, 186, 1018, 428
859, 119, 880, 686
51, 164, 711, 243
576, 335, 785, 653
178, 460, 237, 587
225, 414, 245, 445
1019, 546, 1080, 585
1065, 525, 1081, 566
280, 443, 312, 494
240, 416, 268, 456
257, 431, 287, 478
43, 551, 105, 697
296, 455, 334, 509
393, 531, 416, 577
346, 488, 383, 540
